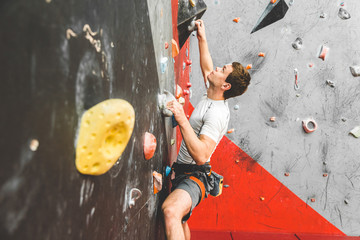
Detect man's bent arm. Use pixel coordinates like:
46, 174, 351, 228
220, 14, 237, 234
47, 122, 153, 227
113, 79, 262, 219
167, 100, 216, 165
196, 20, 213, 86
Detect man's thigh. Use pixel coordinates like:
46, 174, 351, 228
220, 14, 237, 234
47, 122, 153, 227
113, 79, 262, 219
163, 189, 192, 218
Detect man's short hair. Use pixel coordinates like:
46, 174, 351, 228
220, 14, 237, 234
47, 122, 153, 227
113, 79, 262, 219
224, 62, 251, 99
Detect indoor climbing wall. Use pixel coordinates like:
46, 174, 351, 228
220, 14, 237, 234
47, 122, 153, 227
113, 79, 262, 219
187, 0, 360, 239
0, 0, 175, 239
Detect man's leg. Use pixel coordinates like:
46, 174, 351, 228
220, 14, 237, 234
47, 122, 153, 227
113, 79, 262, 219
182, 221, 191, 240
162, 189, 192, 240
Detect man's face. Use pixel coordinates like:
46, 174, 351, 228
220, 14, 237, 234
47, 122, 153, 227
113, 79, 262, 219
207, 64, 233, 88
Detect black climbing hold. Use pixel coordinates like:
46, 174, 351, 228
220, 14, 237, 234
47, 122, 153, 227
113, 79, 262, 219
178, 0, 207, 49
251, 0, 289, 34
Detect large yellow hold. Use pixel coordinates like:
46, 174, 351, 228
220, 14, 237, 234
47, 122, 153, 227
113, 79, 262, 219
76, 99, 135, 175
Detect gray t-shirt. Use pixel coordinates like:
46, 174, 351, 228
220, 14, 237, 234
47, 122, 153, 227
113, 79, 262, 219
177, 94, 230, 165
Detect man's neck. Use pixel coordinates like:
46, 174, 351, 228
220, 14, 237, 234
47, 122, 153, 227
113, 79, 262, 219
206, 86, 225, 101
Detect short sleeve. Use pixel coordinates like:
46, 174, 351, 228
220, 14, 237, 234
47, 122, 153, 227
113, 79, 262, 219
200, 111, 227, 143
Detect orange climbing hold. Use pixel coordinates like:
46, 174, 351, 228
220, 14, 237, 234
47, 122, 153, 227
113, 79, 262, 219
153, 171, 162, 194
144, 132, 157, 160
270, 0, 277, 3
246, 64, 252, 70
227, 128, 235, 134
258, 52, 265, 57
233, 17, 240, 23
172, 39, 179, 58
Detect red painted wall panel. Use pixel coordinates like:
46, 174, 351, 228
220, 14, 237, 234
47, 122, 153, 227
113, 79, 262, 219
188, 137, 345, 235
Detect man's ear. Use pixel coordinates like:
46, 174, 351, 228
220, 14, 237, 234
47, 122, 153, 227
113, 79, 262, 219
222, 83, 231, 91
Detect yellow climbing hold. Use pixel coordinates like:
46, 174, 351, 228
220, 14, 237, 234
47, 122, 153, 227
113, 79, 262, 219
76, 99, 135, 175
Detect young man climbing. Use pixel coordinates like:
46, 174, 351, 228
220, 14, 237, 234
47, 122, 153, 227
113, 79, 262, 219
162, 19, 251, 240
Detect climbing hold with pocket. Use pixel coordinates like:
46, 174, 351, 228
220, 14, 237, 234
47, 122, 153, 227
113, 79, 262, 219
75, 99, 135, 175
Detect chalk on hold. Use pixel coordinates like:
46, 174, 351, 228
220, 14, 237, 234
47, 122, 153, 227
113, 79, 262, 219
144, 132, 157, 160
349, 66, 360, 77
270, 0, 277, 3
338, 8, 351, 20
246, 64, 252, 70
176, 84, 183, 99
158, 90, 176, 117
178, 97, 185, 105
320, 12, 327, 18
183, 89, 190, 96
260, 197, 265, 201
349, 126, 360, 138
160, 57, 168, 74
302, 118, 317, 133
233, 17, 240, 23
258, 52, 265, 57
29, 139, 39, 151
227, 128, 235, 134
292, 37, 303, 50
185, 59, 192, 66
75, 99, 135, 175
270, 117, 276, 122
189, 0, 196, 7
153, 171, 162, 194
172, 39, 179, 58
186, 82, 192, 88
171, 139, 175, 145
234, 105, 239, 110
318, 45, 329, 61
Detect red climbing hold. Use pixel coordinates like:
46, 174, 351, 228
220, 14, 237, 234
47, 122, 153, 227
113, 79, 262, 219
185, 59, 192, 66
165, 42, 169, 49
144, 132, 157, 160
186, 82, 192, 88
318, 45, 329, 61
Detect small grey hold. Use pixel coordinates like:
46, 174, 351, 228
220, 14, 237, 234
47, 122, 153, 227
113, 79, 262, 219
234, 105, 239, 110
289, 0, 294, 6
323, 162, 327, 165
292, 37, 303, 50
326, 80, 335, 88
224, 184, 230, 188
350, 65, 360, 77
344, 199, 349, 204
341, 117, 347, 122
338, 8, 351, 20
320, 12, 327, 18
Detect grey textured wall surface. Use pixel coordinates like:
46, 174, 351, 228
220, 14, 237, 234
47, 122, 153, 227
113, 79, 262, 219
0, 0, 170, 239
189, 0, 360, 235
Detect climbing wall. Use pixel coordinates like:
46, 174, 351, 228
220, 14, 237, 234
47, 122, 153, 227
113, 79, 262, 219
0, 0, 174, 239
187, 0, 360, 238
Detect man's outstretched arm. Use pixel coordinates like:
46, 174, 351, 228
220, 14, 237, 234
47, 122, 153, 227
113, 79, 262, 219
196, 20, 213, 87
167, 100, 216, 165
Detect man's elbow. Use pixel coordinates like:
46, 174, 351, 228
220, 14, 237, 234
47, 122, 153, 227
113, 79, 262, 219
194, 155, 209, 165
